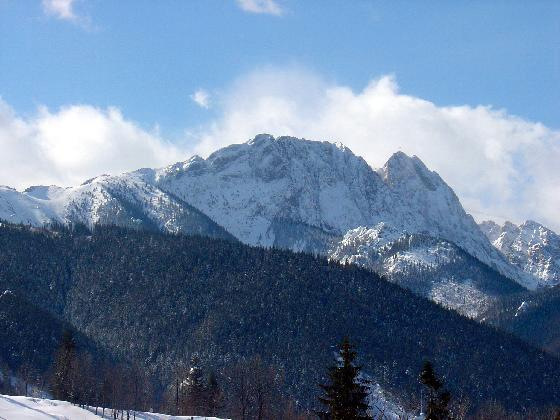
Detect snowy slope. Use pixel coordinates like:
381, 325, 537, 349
0, 172, 233, 240
0, 395, 226, 420
480, 220, 560, 288
0, 395, 100, 420
0, 134, 529, 293
329, 223, 524, 317
155, 135, 387, 246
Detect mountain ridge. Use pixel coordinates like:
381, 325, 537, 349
480, 219, 560, 288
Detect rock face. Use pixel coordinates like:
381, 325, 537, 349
155, 137, 497, 257
0, 134, 533, 313
480, 220, 560, 288
155, 135, 388, 247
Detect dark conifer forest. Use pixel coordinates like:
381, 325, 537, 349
481, 285, 560, 356
1, 222, 560, 417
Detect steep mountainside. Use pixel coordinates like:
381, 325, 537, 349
155, 136, 517, 280
480, 220, 560, 288
0, 223, 559, 413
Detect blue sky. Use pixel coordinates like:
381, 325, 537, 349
0, 0, 559, 230
1, 0, 559, 133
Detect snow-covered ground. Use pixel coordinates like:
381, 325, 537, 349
0, 395, 226, 420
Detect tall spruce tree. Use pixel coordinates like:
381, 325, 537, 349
419, 361, 451, 420
183, 355, 207, 415
50, 329, 77, 402
317, 337, 372, 420
206, 371, 223, 416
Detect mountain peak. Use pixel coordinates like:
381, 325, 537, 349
480, 219, 560, 287
521, 219, 547, 231
81, 174, 111, 186
388, 150, 412, 162
479, 220, 502, 242
247, 133, 275, 146
380, 151, 442, 192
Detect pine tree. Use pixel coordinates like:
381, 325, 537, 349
182, 355, 207, 415
50, 329, 77, 402
419, 361, 451, 420
206, 371, 224, 416
317, 337, 372, 420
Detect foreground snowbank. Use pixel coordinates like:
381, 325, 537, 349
0, 394, 226, 420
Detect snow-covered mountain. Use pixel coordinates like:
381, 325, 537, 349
0, 134, 533, 311
155, 136, 514, 264
152, 135, 530, 299
480, 220, 560, 288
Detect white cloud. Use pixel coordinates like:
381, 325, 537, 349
2, 66, 558, 232
190, 89, 211, 109
0, 100, 187, 188
236, 0, 284, 16
191, 66, 560, 231
42, 0, 77, 21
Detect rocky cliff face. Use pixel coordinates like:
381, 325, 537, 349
480, 220, 560, 288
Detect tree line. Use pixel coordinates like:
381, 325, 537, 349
38, 331, 560, 419
45, 329, 308, 419
317, 337, 560, 420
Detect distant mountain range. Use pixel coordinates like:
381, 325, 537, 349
1, 134, 558, 315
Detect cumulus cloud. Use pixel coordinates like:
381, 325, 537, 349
2, 66, 558, 231
0, 99, 186, 189
191, 66, 560, 231
190, 89, 211, 109
42, 0, 77, 21
236, 0, 284, 16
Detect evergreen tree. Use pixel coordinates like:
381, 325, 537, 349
182, 355, 207, 415
419, 361, 451, 420
317, 337, 372, 420
18, 362, 37, 397
50, 329, 77, 402
206, 371, 224, 416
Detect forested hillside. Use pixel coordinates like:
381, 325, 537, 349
0, 222, 559, 415
481, 285, 560, 355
